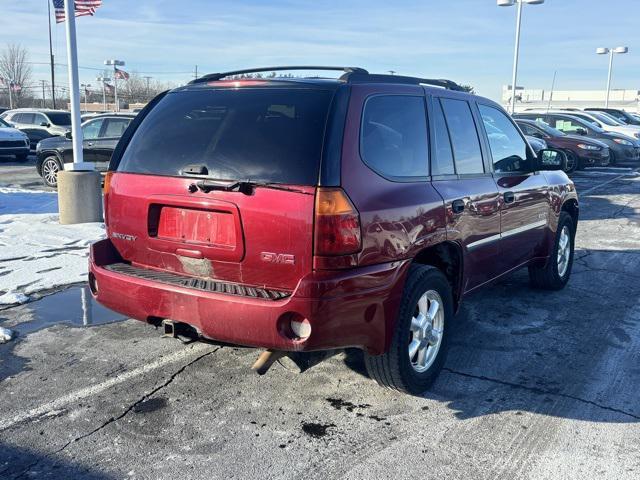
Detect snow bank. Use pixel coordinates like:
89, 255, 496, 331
0, 188, 105, 305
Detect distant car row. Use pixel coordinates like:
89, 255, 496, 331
0, 108, 135, 188
515, 108, 640, 171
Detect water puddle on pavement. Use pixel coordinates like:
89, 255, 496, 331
3, 286, 126, 336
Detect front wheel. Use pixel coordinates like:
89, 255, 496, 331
41, 155, 62, 188
364, 264, 453, 395
528, 211, 575, 290
563, 151, 577, 173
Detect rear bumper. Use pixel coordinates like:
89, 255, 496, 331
89, 239, 409, 354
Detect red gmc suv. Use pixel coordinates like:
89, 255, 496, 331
89, 67, 578, 395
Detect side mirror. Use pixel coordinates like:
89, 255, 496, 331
64, 131, 72, 140
40, 121, 50, 127
538, 149, 566, 171
575, 128, 587, 136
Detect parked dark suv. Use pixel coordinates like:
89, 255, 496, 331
89, 67, 578, 395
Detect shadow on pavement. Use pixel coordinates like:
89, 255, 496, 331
0, 442, 114, 479
341, 247, 640, 423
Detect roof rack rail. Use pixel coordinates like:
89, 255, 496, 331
341, 72, 465, 91
191, 66, 369, 83
190, 66, 463, 91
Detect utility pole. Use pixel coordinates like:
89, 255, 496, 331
8, 81, 13, 110
97, 76, 110, 111
41, 80, 47, 108
194, 65, 198, 80
47, 0, 56, 109
143, 75, 152, 100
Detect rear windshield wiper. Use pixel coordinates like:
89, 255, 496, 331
190, 179, 312, 195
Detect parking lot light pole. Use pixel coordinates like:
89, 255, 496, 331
104, 60, 124, 112
597, 47, 629, 108
498, 0, 545, 114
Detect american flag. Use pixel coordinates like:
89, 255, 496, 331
104, 83, 115, 95
114, 68, 130, 80
52, 0, 103, 23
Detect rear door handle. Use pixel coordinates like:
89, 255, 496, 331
503, 191, 515, 204
452, 199, 465, 214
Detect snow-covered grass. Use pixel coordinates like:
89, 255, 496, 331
0, 187, 105, 305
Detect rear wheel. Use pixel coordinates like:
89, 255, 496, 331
528, 211, 575, 290
364, 264, 453, 395
42, 155, 62, 188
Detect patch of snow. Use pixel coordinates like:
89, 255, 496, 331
0, 292, 29, 305
0, 188, 105, 305
0, 326, 15, 343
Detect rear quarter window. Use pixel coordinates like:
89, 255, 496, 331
360, 95, 429, 179
117, 88, 334, 186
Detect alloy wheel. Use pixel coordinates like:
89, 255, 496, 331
408, 290, 444, 373
557, 225, 571, 277
43, 157, 60, 187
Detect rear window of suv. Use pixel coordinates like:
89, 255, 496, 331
117, 88, 334, 185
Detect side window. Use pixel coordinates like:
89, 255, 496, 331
518, 123, 539, 137
17, 113, 35, 124
431, 99, 455, 175
478, 104, 531, 173
551, 117, 584, 134
361, 95, 428, 178
82, 119, 104, 140
440, 98, 484, 174
102, 118, 131, 138
34, 113, 48, 126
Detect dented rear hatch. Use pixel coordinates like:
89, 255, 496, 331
106, 85, 336, 291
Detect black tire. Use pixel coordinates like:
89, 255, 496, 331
528, 211, 575, 290
608, 151, 616, 166
563, 151, 577, 173
364, 264, 453, 395
15, 153, 28, 162
41, 155, 62, 188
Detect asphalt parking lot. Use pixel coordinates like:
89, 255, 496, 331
1, 163, 639, 479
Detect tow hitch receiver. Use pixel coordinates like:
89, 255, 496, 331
161, 319, 199, 343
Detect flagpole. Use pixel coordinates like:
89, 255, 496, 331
57, 0, 102, 226
63, 0, 89, 170
48, 0, 56, 109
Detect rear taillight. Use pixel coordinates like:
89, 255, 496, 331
313, 188, 361, 256
103, 171, 114, 195
103, 171, 113, 227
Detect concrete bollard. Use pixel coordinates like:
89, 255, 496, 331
57, 170, 103, 224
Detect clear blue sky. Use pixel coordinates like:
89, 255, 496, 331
1, 0, 638, 101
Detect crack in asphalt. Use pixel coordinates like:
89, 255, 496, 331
442, 368, 640, 420
11, 347, 220, 479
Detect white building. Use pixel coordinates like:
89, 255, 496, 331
502, 86, 639, 113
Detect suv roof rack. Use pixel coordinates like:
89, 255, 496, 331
191, 66, 464, 91
191, 66, 369, 83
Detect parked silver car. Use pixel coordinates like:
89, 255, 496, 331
1, 109, 72, 137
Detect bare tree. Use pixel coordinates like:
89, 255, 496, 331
0, 44, 33, 108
